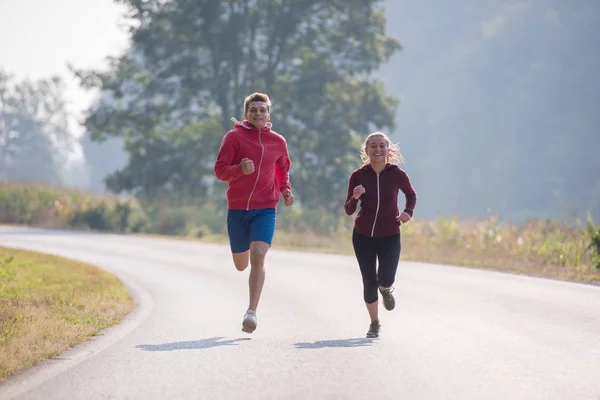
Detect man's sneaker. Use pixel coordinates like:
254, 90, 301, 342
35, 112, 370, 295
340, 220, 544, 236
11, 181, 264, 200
366, 320, 381, 338
242, 310, 257, 333
380, 287, 395, 311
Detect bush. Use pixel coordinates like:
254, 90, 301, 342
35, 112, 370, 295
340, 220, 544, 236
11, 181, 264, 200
587, 218, 600, 269
0, 184, 148, 233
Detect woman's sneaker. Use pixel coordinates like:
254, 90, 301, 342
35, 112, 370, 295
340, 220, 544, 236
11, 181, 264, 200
366, 320, 381, 338
242, 310, 257, 333
380, 287, 395, 311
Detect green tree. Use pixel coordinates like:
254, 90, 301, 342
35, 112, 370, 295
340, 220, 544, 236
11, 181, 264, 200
76, 0, 400, 215
0, 70, 75, 185
81, 134, 127, 192
105, 117, 224, 200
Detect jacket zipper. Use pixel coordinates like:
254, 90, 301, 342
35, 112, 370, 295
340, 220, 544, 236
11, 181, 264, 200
246, 130, 265, 210
370, 173, 381, 236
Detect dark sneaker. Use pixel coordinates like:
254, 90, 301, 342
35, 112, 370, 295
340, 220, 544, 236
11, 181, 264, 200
366, 320, 381, 338
380, 287, 395, 311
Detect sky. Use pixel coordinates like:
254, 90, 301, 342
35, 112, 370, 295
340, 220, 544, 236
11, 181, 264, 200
0, 0, 130, 137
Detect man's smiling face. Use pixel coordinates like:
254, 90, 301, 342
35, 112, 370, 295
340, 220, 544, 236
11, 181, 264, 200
245, 101, 270, 129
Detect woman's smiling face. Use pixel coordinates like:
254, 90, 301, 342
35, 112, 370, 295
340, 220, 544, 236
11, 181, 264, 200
366, 135, 389, 164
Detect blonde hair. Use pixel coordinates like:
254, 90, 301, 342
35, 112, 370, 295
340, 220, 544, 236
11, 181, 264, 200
244, 92, 271, 114
360, 132, 405, 165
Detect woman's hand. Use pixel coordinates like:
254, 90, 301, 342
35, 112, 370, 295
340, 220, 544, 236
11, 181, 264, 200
396, 212, 411, 224
353, 185, 365, 200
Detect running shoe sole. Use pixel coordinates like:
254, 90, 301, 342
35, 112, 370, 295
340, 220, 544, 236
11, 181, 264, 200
242, 318, 257, 333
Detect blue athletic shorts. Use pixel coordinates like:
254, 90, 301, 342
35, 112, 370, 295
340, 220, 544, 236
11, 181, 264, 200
227, 208, 277, 253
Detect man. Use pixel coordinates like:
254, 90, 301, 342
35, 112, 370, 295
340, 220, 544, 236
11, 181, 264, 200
214, 92, 294, 333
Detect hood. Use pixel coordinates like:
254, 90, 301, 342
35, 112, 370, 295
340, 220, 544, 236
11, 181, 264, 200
361, 163, 397, 174
231, 117, 272, 131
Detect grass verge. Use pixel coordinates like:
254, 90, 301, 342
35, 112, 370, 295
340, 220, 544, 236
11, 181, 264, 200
0, 246, 134, 381
273, 222, 600, 285
2, 183, 599, 285
140, 223, 600, 285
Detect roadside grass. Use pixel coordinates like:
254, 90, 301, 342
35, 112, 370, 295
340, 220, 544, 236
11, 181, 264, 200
270, 217, 600, 284
0, 247, 134, 381
146, 216, 600, 285
2, 183, 600, 285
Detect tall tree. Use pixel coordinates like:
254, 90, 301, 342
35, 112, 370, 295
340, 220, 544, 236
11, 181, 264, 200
0, 70, 75, 185
81, 134, 127, 192
76, 0, 401, 214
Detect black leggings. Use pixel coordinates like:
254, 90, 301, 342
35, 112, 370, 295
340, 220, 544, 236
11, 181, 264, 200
352, 229, 401, 304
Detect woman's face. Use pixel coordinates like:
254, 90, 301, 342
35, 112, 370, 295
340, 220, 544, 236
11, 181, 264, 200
366, 136, 389, 163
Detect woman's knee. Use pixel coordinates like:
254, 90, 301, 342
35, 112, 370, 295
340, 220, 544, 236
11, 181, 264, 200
378, 277, 395, 289
363, 284, 379, 303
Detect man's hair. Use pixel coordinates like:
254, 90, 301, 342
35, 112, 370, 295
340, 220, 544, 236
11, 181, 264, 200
244, 92, 271, 114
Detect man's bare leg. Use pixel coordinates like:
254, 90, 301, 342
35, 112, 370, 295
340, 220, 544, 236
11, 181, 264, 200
248, 241, 269, 311
232, 251, 250, 271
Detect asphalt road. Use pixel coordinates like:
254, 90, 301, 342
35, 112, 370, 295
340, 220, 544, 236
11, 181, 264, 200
0, 226, 599, 400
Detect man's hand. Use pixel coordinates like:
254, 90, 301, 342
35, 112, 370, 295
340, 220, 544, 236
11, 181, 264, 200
353, 184, 366, 200
282, 189, 294, 206
240, 158, 255, 175
396, 212, 411, 225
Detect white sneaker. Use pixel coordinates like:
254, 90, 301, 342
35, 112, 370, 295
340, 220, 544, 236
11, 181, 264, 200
242, 310, 257, 333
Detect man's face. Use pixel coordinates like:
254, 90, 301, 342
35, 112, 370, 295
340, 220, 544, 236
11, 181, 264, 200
245, 101, 270, 129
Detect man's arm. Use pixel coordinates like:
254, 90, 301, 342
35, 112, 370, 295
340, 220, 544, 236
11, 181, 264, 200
275, 143, 291, 193
214, 132, 244, 182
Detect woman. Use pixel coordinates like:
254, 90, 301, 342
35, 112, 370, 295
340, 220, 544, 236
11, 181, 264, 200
344, 132, 417, 338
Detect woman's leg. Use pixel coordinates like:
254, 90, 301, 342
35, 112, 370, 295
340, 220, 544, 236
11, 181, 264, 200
352, 229, 379, 322
376, 234, 401, 311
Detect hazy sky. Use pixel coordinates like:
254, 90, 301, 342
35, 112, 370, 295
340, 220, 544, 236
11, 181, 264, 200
0, 0, 129, 134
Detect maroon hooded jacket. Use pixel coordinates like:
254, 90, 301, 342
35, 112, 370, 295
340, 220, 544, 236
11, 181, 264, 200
344, 163, 417, 237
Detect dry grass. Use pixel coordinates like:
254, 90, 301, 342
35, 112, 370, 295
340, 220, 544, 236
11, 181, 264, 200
268, 217, 600, 285
0, 247, 134, 381
4, 183, 598, 285
132, 215, 600, 285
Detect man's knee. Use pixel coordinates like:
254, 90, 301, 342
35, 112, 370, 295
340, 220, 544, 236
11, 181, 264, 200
234, 261, 248, 271
249, 241, 269, 265
250, 251, 267, 265
232, 252, 249, 271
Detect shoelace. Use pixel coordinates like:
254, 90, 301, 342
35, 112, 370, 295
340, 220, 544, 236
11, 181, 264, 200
381, 287, 395, 295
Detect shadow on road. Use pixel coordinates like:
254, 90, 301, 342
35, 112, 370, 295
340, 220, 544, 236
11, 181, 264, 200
136, 337, 250, 351
294, 338, 374, 349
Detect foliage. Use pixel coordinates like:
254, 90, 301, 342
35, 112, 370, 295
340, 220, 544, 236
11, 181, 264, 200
587, 218, 600, 269
0, 70, 75, 185
105, 118, 224, 200
4, 183, 598, 281
75, 0, 400, 214
0, 184, 150, 233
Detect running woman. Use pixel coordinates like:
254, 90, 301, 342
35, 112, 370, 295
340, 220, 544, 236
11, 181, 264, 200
344, 132, 417, 338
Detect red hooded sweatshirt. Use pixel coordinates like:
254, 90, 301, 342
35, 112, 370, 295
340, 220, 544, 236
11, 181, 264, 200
345, 163, 417, 237
214, 119, 291, 210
